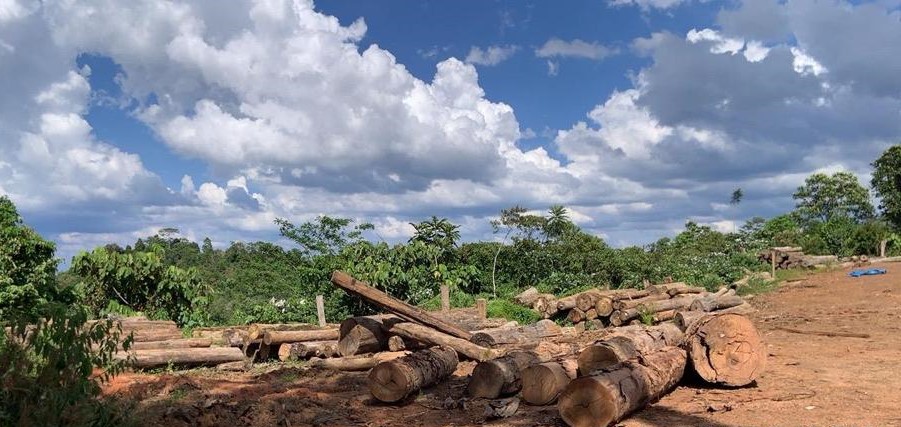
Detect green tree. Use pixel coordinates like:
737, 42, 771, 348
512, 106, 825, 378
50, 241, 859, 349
793, 172, 874, 224
871, 144, 901, 229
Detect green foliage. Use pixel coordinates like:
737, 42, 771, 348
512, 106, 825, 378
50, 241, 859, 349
871, 144, 901, 230
793, 171, 875, 224
71, 247, 208, 327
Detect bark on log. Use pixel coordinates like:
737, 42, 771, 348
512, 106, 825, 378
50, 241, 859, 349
467, 350, 541, 398
119, 347, 246, 369
690, 295, 746, 312
609, 295, 700, 326
129, 338, 212, 351
331, 271, 471, 340
262, 329, 340, 345
682, 313, 766, 386
470, 319, 561, 347
368, 347, 459, 403
309, 351, 409, 371
278, 341, 338, 361
577, 323, 683, 375
337, 316, 391, 356
388, 322, 501, 362
521, 360, 578, 406
558, 347, 687, 427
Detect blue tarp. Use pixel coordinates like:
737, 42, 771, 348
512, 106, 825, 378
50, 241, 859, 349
848, 268, 887, 277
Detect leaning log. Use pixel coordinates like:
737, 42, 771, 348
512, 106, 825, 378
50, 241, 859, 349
262, 329, 340, 345
368, 347, 459, 403
388, 322, 501, 362
119, 347, 246, 369
467, 351, 541, 398
470, 319, 561, 347
278, 341, 338, 361
309, 351, 409, 371
681, 313, 766, 387
577, 323, 683, 375
521, 360, 578, 406
558, 347, 687, 427
331, 271, 471, 340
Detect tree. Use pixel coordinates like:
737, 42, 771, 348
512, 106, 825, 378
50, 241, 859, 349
871, 144, 901, 230
793, 172, 874, 224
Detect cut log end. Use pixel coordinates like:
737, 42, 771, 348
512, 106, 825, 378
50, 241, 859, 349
687, 314, 766, 387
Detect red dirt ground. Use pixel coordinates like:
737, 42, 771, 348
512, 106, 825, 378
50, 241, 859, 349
101, 266, 901, 426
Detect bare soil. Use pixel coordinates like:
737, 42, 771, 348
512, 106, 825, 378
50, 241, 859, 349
102, 267, 901, 426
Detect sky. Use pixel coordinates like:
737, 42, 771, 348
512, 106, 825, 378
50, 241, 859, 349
1, 0, 900, 262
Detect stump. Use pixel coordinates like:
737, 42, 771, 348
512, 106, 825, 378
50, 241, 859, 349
368, 347, 459, 403
467, 351, 541, 398
682, 313, 766, 386
558, 347, 687, 427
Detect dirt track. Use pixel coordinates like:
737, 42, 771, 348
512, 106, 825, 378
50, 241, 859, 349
102, 267, 901, 426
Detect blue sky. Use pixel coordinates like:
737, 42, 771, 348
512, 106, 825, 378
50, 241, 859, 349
1, 0, 899, 262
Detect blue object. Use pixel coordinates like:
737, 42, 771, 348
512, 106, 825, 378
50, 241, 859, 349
849, 268, 887, 277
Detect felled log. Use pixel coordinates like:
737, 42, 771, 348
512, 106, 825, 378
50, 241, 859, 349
308, 351, 409, 371
331, 271, 471, 340
521, 359, 578, 405
467, 351, 541, 398
577, 323, 683, 375
388, 322, 501, 362
119, 347, 246, 369
338, 316, 391, 356
262, 328, 340, 345
515, 287, 540, 306
690, 294, 746, 312
129, 338, 212, 351
470, 319, 561, 347
368, 347, 459, 403
680, 313, 766, 386
609, 295, 700, 326
278, 341, 338, 361
558, 347, 687, 427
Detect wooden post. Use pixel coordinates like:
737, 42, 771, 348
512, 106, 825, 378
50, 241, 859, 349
771, 249, 776, 278
440, 284, 450, 312
475, 298, 487, 319
316, 295, 326, 327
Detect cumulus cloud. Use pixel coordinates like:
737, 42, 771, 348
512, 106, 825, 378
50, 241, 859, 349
535, 38, 617, 60
464, 45, 519, 66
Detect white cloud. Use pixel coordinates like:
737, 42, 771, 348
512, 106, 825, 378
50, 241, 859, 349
464, 45, 519, 66
535, 38, 617, 60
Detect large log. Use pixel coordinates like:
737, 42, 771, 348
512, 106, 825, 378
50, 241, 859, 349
262, 328, 340, 345
308, 351, 409, 371
521, 360, 578, 406
368, 347, 459, 403
558, 347, 687, 427
470, 319, 561, 347
338, 316, 391, 356
331, 271, 471, 340
388, 322, 501, 362
681, 313, 766, 387
129, 338, 212, 351
609, 295, 700, 326
690, 294, 746, 312
119, 347, 246, 368
467, 350, 541, 398
577, 323, 683, 375
278, 341, 338, 361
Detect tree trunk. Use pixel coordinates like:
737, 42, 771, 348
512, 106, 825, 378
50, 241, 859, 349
308, 351, 409, 371
368, 347, 459, 403
682, 313, 766, 387
467, 351, 541, 398
577, 323, 683, 375
470, 319, 561, 347
337, 316, 392, 356
388, 322, 501, 362
331, 271, 472, 340
609, 295, 700, 326
128, 338, 212, 351
262, 328, 340, 345
278, 341, 338, 361
690, 295, 746, 312
521, 360, 578, 406
558, 347, 687, 427
118, 347, 246, 369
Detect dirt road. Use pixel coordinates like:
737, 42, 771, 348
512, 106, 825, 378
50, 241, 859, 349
102, 267, 901, 426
